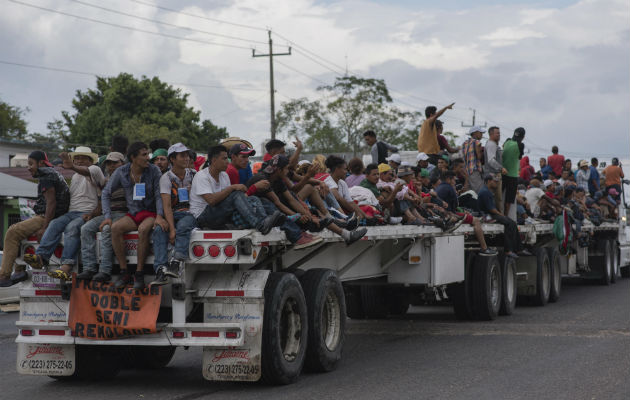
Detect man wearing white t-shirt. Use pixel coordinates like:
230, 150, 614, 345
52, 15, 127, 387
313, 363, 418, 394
324, 155, 367, 221
26, 147, 105, 280
525, 179, 560, 218
190, 145, 285, 232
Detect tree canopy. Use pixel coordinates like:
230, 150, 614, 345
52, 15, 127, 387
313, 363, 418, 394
57, 73, 227, 151
275, 76, 423, 153
0, 99, 29, 141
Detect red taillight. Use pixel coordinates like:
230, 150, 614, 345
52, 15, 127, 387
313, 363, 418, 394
20, 329, 34, 336
39, 329, 65, 336
53, 245, 63, 259
191, 331, 219, 338
224, 245, 236, 258
225, 331, 239, 339
208, 245, 220, 257
24, 246, 35, 255
216, 290, 244, 297
192, 245, 204, 257
172, 331, 185, 338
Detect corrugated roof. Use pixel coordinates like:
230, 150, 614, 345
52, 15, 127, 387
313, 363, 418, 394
0, 167, 74, 180
0, 172, 37, 198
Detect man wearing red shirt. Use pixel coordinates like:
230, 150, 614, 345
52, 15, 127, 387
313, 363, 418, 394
547, 146, 565, 177
226, 143, 255, 184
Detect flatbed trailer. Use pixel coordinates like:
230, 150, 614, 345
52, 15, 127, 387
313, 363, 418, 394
11, 205, 630, 384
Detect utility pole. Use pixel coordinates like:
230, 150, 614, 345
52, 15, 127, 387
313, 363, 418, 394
252, 30, 291, 139
461, 108, 487, 128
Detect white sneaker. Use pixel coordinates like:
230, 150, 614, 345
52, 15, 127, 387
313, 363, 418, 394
389, 216, 403, 224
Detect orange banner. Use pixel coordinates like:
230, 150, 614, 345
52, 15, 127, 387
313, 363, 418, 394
68, 278, 162, 340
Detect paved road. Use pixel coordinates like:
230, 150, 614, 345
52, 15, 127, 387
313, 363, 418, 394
1, 278, 629, 400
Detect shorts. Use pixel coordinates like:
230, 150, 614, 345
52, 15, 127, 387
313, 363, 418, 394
502, 175, 518, 204
127, 210, 157, 226
456, 212, 474, 225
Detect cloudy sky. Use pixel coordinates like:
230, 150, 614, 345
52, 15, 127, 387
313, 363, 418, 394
1, 0, 628, 162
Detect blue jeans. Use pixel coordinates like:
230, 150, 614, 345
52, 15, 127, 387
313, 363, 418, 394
259, 198, 301, 243
80, 211, 126, 274
325, 192, 341, 210
36, 211, 84, 264
196, 191, 266, 230
152, 211, 197, 270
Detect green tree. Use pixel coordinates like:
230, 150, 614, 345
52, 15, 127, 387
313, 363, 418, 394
0, 99, 29, 141
275, 76, 422, 153
58, 73, 227, 152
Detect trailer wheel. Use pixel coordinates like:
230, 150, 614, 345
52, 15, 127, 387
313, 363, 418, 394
122, 346, 176, 369
360, 285, 388, 319
499, 254, 517, 315
610, 240, 619, 283
547, 247, 562, 303
50, 345, 121, 380
472, 255, 502, 320
532, 247, 551, 306
448, 252, 476, 320
261, 272, 308, 385
343, 284, 365, 319
600, 240, 612, 286
299, 269, 345, 372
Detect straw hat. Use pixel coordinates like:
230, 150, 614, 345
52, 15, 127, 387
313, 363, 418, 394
69, 146, 99, 163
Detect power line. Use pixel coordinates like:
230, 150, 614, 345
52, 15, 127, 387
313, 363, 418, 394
0, 59, 267, 91
129, 0, 267, 32
66, 0, 274, 47
7, 0, 253, 50
275, 60, 329, 86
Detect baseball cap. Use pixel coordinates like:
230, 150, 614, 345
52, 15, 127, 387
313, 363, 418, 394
484, 173, 500, 182
105, 152, 125, 163
416, 152, 429, 162
543, 179, 554, 188
167, 143, 190, 157
578, 160, 589, 168
28, 150, 53, 167
386, 153, 401, 164
264, 155, 289, 174
229, 143, 256, 157
378, 163, 392, 174
420, 168, 429, 178
150, 148, 167, 161
468, 126, 486, 135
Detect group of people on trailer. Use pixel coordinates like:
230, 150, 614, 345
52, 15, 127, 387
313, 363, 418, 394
0, 103, 624, 289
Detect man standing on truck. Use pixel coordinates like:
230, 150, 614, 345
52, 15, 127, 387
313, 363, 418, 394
502, 127, 526, 217
100, 142, 164, 290
547, 146, 565, 177
603, 157, 624, 195
363, 130, 398, 165
149, 143, 197, 286
478, 174, 526, 259
76, 151, 127, 282
0, 151, 69, 287
484, 126, 505, 211
24, 147, 105, 281
462, 126, 486, 193
417, 103, 455, 165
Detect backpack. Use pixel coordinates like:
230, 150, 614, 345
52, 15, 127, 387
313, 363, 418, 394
553, 209, 573, 255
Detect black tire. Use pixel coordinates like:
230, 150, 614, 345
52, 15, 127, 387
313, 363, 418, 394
499, 254, 517, 316
50, 345, 121, 380
449, 252, 476, 320
611, 240, 619, 284
532, 247, 551, 306
343, 284, 365, 320
600, 240, 612, 286
360, 285, 388, 319
547, 247, 562, 303
299, 269, 346, 372
472, 255, 502, 320
121, 346, 176, 369
261, 272, 308, 385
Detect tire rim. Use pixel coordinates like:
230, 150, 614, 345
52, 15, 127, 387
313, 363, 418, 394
605, 245, 612, 279
505, 262, 515, 304
542, 259, 550, 299
280, 298, 302, 362
490, 264, 500, 309
613, 245, 620, 277
322, 288, 342, 351
553, 257, 560, 295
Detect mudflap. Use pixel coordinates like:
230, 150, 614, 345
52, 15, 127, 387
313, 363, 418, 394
17, 343, 75, 376
200, 270, 268, 382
